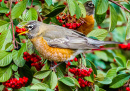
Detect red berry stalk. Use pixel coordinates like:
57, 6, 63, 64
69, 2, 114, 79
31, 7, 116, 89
78, 78, 91, 88
118, 43, 130, 50
23, 52, 44, 71
3, 77, 28, 89
56, 13, 83, 29
69, 68, 93, 77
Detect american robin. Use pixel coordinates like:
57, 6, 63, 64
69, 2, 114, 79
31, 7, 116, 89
77, 1, 95, 35
20, 21, 122, 62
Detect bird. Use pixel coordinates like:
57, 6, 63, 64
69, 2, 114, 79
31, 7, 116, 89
76, 1, 95, 35
19, 20, 122, 62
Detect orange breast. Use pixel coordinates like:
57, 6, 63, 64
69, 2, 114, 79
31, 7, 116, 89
30, 37, 74, 62
77, 15, 94, 35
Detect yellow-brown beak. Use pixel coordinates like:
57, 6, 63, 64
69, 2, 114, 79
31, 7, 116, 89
18, 25, 29, 35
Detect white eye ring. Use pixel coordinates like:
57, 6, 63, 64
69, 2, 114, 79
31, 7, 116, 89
27, 25, 33, 30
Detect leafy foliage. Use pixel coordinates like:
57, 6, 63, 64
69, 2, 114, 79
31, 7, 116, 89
0, 0, 130, 91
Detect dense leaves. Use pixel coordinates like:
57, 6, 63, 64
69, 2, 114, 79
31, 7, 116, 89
0, 0, 130, 91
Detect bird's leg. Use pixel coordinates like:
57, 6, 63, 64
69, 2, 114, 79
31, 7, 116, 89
50, 62, 64, 71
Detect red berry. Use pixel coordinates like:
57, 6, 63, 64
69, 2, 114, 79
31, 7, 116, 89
63, 2, 67, 5
126, 87, 130, 91
5, 14, 9, 17
89, 68, 93, 72
62, 24, 66, 27
0, 0, 2, 2
72, 23, 77, 29
4, 1, 7, 4
127, 43, 130, 50
98, 26, 101, 29
65, 23, 70, 27
74, 57, 78, 61
15, 1, 18, 4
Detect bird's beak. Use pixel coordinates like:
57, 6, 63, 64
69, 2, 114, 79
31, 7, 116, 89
18, 25, 29, 35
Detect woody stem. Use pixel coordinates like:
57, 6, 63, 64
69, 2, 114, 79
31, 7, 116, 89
9, 0, 16, 49
108, 0, 130, 13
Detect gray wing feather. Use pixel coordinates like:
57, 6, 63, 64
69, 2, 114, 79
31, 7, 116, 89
42, 24, 121, 49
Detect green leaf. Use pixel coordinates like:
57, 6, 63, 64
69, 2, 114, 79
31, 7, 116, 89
109, 4, 118, 32
25, 8, 38, 21
99, 88, 106, 91
88, 60, 97, 75
45, 5, 65, 17
12, 64, 18, 71
98, 77, 112, 84
59, 77, 75, 86
110, 74, 130, 88
69, 77, 80, 87
0, 66, 12, 82
26, 39, 34, 54
94, 51, 108, 61
87, 29, 108, 41
0, 7, 9, 13
0, 20, 8, 27
106, 68, 117, 79
11, 0, 27, 19
34, 70, 51, 79
115, 56, 124, 67
58, 81, 73, 91
12, 43, 26, 67
0, 50, 12, 67
96, 0, 108, 14
126, 15, 130, 40
85, 72, 94, 82
74, 1, 81, 19
30, 83, 49, 90
19, 64, 33, 86
45, 0, 52, 6
126, 60, 130, 69
46, 88, 54, 91
1, 0, 6, 7
50, 71, 57, 89
95, 13, 106, 24
0, 29, 12, 50
67, 0, 75, 16
77, 1, 86, 18
95, 85, 99, 91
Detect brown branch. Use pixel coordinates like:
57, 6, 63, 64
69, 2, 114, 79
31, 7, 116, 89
9, 0, 16, 49
108, 0, 130, 13
31, 0, 33, 8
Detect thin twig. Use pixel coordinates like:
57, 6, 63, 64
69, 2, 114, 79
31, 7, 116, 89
108, 0, 130, 13
31, 0, 33, 8
9, 0, 16, 49
84, 47, 118, 54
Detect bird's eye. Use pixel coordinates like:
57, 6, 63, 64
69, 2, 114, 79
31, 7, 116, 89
87, 2, 94, 7
27, 25, 34, 30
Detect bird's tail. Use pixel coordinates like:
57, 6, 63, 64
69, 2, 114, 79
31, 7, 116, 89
87, 38, 123, 47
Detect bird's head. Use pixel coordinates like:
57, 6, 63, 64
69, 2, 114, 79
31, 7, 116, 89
84, 1, 95, 15
19, 21, 42, 39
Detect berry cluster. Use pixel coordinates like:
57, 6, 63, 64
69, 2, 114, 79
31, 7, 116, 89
78, 78, 91, 88
70, 57, 78, 62
56, 13, 83, 29
3, 77, 28, 89
66, 62, 71, 68
5, 12, 10, 17
23, 52, 44, 71
15, 26, 26, 35
126, 87, 130, 91
69, 68, 93, 77
118, 43, 130, 50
